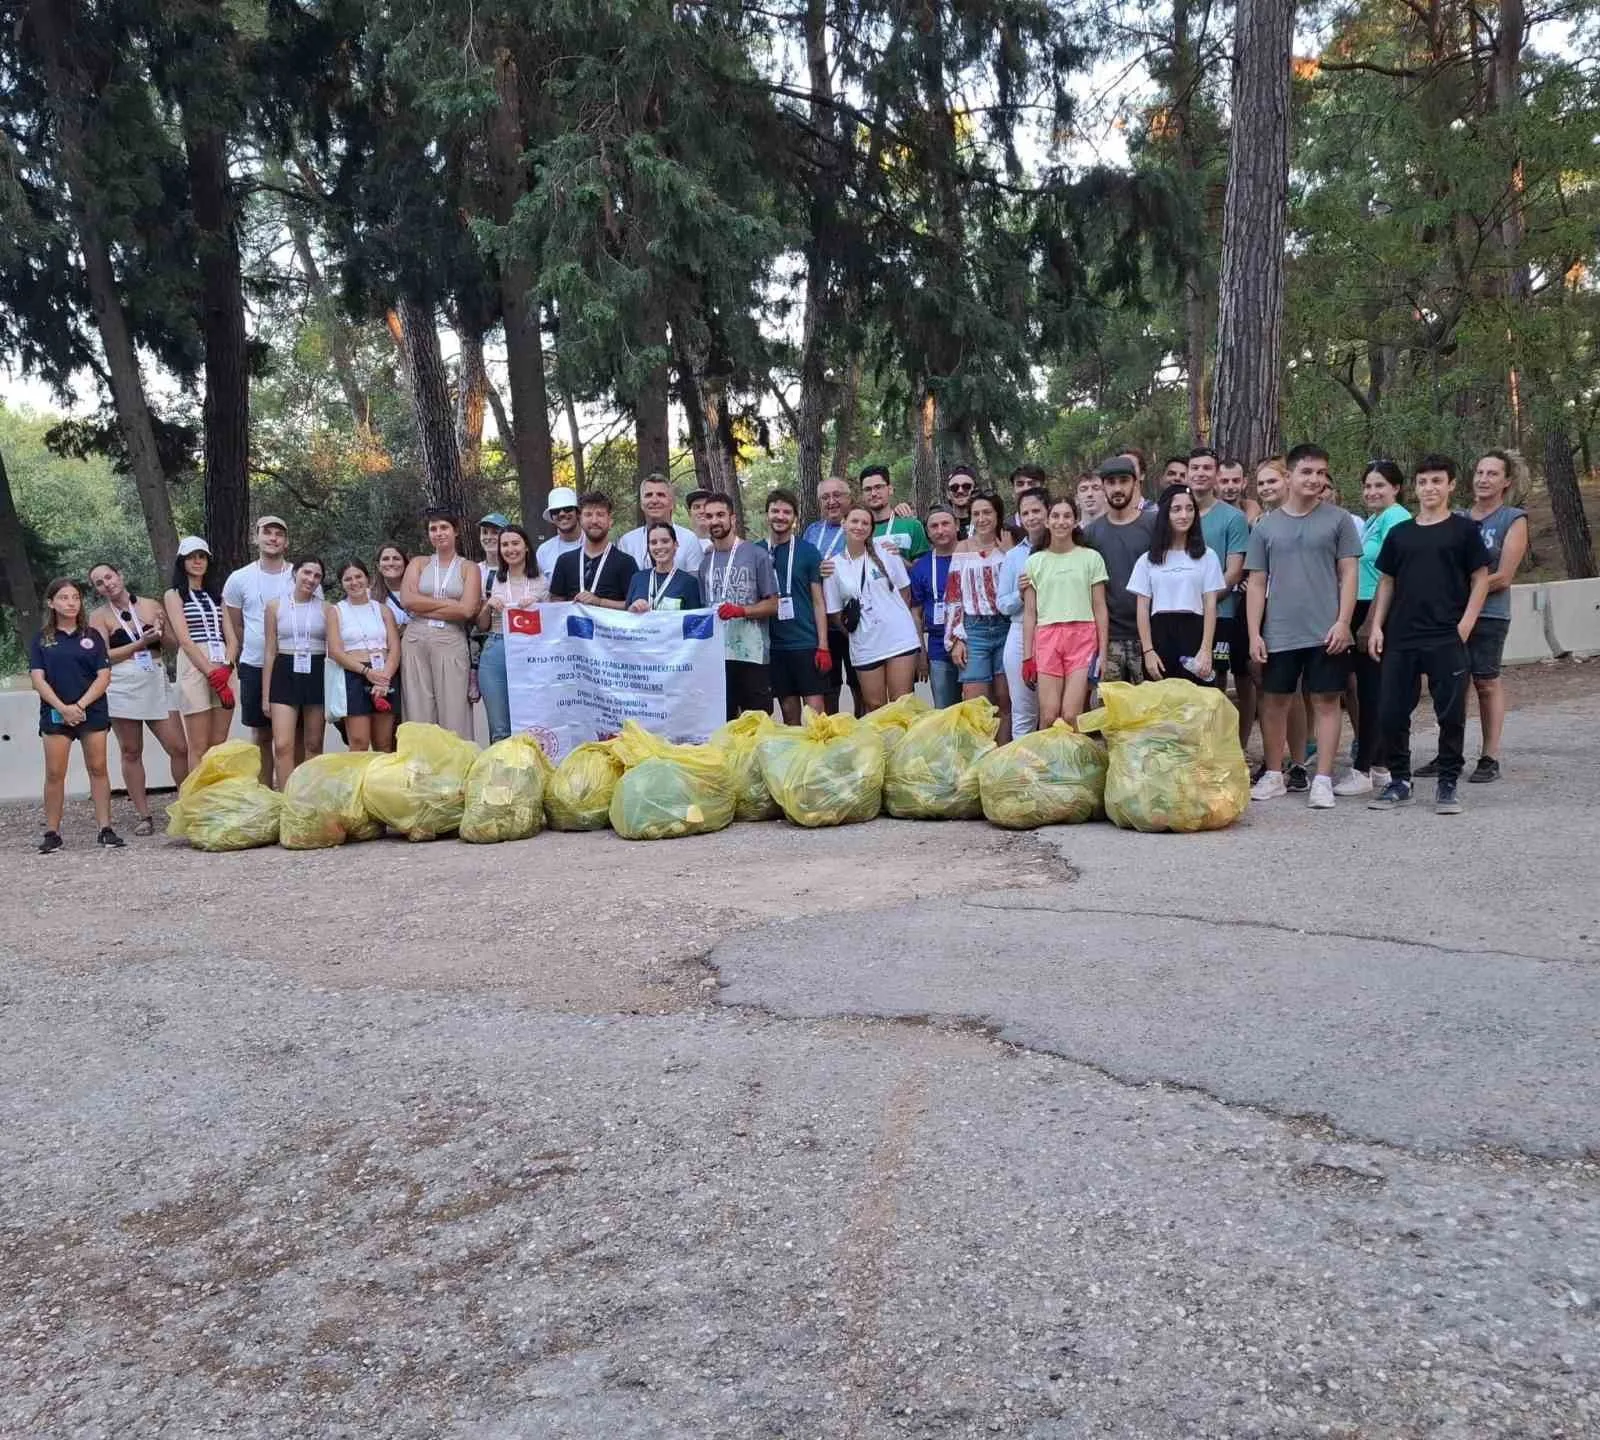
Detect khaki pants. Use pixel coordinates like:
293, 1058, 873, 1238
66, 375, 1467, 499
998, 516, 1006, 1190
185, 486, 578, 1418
401, 620, 473, 740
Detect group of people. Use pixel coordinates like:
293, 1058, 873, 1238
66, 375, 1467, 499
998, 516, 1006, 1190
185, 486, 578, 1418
27, 443, 1527, 850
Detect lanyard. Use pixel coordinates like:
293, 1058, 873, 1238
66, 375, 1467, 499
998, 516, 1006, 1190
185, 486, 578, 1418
500, 574, 536, 608
765, 538, 796, 597
118, 601, 146, 643
710, 547, 738, 604
192, 590, 221, 640
648, 568, 674, 609
289, 597, 313, 654
816, 523, 845, 559
429, 557, 458, 599
348, 600, 384, 651
583, 544, 612, 592
928, 554, 945, 608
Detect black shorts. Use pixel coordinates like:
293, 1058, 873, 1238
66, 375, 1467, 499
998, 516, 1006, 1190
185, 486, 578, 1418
1466, 616, 1509, 679
825, 625, 851, 697
1213, 612, 1247, 683
239, 662, 269, 729
39, 700, 110, 739
269, 654, 326, 712
343, 668, 401, 719
1262, 645, 1350, 696
770, 647, 824, 700
726, 660, 774, 720
852, 647, 920, 674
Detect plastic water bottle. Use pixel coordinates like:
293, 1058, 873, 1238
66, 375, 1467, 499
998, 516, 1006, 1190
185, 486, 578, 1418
1180, 655, 1203, 676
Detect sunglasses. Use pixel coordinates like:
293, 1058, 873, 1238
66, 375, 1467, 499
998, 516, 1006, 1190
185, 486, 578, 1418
948, 484, 974, 495
551, 507, 578, 516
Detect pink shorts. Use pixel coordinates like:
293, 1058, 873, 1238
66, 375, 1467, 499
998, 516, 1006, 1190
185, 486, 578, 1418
1035, 621, 1099, 678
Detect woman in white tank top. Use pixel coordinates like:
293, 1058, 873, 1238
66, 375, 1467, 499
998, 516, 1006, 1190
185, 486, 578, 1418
327, 558, 403, 753
262, 557, 328, 788
399, 511, 482, 740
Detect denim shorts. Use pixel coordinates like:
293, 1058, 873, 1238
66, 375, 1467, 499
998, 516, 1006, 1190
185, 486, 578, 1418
957, 613, 1011, 684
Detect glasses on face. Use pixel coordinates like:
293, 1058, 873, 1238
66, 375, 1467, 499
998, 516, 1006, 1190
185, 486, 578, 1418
552, 507, 577, 517
948, 482, 974, 495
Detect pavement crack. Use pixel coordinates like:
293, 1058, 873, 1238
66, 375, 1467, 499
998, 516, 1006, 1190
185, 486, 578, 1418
960, 895, 1595, 967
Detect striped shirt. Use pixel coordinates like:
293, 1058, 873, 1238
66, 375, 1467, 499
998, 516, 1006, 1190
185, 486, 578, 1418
182, 588, 226, 648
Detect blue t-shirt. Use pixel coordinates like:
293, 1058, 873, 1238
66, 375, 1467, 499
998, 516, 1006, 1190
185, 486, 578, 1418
30, 626, 110, 723
1198, 500, 1250, 618
1459, 504, 1526, 620
624, 568, 703, 611
907, 552, 952, 663
802, 520, 848, 563
764, 538, 824, 652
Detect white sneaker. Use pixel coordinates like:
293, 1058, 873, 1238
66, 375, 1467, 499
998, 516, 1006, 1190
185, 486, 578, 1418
1370, 767, 1391, 789
1333, 768, 1373, 797
1251, 770, 1288, 801
1308, 775, 1336, 809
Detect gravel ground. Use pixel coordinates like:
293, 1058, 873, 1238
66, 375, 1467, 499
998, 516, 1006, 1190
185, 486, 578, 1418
3, 662, 1598, 1438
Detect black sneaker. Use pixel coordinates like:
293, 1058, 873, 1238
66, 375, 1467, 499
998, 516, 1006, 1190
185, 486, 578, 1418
38, 830, 63, 854
1468, 756, 1500, 784
1414, 756, 1440, 778
1286, 763, 1310, 793
1368, 780, 1414, 810
1435, 780, 1462, 815
97, 827, 126, 849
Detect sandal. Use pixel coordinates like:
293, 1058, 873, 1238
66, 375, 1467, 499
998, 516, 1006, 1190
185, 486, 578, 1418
133, 815, 155, 837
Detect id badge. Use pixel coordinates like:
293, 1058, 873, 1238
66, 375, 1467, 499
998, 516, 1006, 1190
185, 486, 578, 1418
134, 648, 156, 672
933, 602, 947, 627
293, 652, 312, 675
427, 618, 447, 629
777, 596, 796, 622
370, 651, 385, 673
207, 641, 226, 664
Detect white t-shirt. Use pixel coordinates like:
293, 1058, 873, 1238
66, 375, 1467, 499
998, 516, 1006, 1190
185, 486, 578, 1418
1127, 548, 1226, 616
223, 561, 321, 667
823, 548, 920, 667
619, 523, 704, 576
536, 534, 582, 581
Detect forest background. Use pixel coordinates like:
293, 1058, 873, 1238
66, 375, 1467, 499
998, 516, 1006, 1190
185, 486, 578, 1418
2, 0, 1597, 669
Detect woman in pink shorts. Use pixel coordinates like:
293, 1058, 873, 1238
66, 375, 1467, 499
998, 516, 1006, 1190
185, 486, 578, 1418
1021, 495, 1110, 728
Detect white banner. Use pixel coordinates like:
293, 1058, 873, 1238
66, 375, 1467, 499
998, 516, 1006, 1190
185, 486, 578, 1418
504, 603, 726, 759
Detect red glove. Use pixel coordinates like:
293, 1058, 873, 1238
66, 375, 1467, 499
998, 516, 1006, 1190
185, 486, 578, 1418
208, 666, 235, 708
814, 648, 833, 674
372, 693, 392, 713
716, 603, 747, 621
1021, 658, 1038, 687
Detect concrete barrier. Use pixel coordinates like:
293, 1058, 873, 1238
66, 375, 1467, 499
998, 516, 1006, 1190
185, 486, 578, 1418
1543, 576, 1600, 659
1503, 583, 1556, 665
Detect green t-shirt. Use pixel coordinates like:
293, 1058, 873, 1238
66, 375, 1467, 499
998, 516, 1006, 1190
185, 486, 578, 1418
1025, 546, 1109, 624
1359, 503, 1412, 601
873, 516, 929, 564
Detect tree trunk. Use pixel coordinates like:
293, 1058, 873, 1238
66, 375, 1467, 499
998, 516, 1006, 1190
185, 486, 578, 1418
0, 448, 42, 657
1543, 429, 1596, 580
634, 303, 672, 479
562, 385, 586, 494
1492, 0, 1529, 448
29, 0, 178, 578
793, 0, 837, 526
1210, 0, 1294, 464
676, 339, 743, 529
392, 296, 467, 520
1172, 0, 1208, 443
484, 378, 518, 473
488, 46, 555, 523
830, 356, 862, 483
285, 196, 373, 440
911, 390, 939, 515
184, 118, 251, 579
455, 325, 488, 481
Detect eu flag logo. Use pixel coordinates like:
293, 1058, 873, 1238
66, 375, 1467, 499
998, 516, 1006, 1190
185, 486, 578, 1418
682, 612, 715, 640
566, 615, 595, 639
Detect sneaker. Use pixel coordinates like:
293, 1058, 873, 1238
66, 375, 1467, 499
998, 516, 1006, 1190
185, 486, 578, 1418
1251, 770, 1288, 801
97, 827, 126, 849
1368, 779, 1414, 810
1414, 756, 1440, 778
1286, 763, 1310, 793
133, 815, 155, 837
1333, 768, 1373, 797
1468, 756, 1500, 784
38, 830, 63, 854
1307, 774, 1336, 809
1435, 780, 1462, 815
1370, 766, 1392, 789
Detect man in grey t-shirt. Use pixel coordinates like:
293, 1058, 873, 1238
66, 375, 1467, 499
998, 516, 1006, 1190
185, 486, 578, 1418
1082, 456, 1157, 682
697, 493, 780, 719
1244, 443, 1360, 807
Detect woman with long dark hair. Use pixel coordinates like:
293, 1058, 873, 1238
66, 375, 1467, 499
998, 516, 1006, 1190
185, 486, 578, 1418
476, 524, 548, 743
1021, 494, 1108, 728
162, 537, 239, 769
399, 510, 481, 739
1128, 484, 1226, 685
1341, 460, 1409, 795
821, 503, 922, 710
625, 522, 703, 612
30, 578, 123, 852
327, 558, 402, 754
262, 556, 328, 787
945, 491, 1013, 734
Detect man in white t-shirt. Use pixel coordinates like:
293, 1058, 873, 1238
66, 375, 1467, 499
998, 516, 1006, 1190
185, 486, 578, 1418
223, 515, 319, 785
535, 487, 584, 580
618, 472, 705, 574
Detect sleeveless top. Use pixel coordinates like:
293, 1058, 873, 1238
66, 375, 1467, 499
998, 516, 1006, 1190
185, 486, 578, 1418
1465, 504, 1526, 620
180, 588, 226, 654
274, 596, 327, 655
425, 557, 465, 600
336, 598, 388, 657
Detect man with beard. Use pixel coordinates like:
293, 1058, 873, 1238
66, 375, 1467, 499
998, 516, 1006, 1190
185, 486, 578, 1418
698, 494, 781, 719
1082, 457, 1158, 683
547, 492, 637, 608
944, 465, 977, 537
860, 464, 929, 562
536, 487, 584, 579
762, 488, 831, 722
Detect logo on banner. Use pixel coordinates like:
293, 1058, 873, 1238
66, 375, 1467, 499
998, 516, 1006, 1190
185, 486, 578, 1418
566, 615, 595, 639
506, 608, 541, 636
682, 613, 715, 640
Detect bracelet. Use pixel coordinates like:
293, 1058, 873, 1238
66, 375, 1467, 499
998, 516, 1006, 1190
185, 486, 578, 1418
1143, 647, 1156, 655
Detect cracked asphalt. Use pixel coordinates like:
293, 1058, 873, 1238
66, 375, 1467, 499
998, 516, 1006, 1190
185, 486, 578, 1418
2, 667, 1597, 1437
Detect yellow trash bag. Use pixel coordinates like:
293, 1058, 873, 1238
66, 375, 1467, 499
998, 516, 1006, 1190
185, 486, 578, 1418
280, 752, 383, 849
757, 711, 884, 828
975, 721, 1107, 829
608, 721, 736, 840
544, 739, 625, 831
460, 735, 552, 844
859, 693, 930, 756
166, 739, 281, 851
883, 697, 1000, 819
359, 721, 478, 840
1077, 680, 1248, 833
712, 710, 783, 821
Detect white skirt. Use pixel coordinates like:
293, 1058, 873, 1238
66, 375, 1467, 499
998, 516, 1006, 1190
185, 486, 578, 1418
106, 658, 173, 721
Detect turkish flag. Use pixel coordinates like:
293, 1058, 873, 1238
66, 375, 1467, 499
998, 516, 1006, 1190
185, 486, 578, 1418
507, 608, 542, 636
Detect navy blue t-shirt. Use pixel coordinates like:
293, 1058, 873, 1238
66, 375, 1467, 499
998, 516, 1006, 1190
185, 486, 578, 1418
30, 626, 110, 721
624, 567, 704, 611
907, 552, 951, 663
